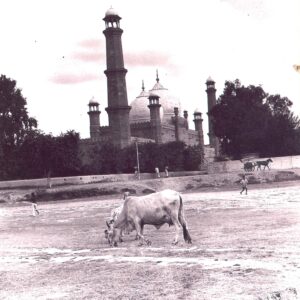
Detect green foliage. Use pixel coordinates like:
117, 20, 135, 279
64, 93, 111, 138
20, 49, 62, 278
209, 79, 300, 158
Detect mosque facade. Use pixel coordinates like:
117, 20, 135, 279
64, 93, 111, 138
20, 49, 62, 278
81, 8, 219, 166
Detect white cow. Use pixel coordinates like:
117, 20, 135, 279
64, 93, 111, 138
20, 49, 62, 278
108, 189, 192, 247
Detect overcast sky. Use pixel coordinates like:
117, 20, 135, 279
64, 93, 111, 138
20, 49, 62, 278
1, 0, 299, 144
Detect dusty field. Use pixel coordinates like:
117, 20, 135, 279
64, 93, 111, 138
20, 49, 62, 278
1, 184, 300, 300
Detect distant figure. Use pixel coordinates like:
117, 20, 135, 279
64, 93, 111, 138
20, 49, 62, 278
165, 166, 169, 177
31, 192, 39, 216
46, 170, 52, 188
134, 166, 138, 179
240, 175, 248, 195
155, 167, 160, 178
123, 188, 130, 200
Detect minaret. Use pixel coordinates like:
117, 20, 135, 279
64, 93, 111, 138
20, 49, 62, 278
183, 110, 189, 129
87, 97, 101, 140
103, 7, 131, 148
206, 76, 217, 146
174, 107, 179, 141
193, 110, 204, 148
148, 92, 162, 144
193, 110, 205, 168
206, 76, 220, 156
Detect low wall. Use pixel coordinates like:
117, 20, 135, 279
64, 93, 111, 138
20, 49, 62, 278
0, 170, 203, 189
208, 155, 300, 173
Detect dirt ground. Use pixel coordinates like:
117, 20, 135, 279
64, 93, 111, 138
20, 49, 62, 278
1, 183, 300, 300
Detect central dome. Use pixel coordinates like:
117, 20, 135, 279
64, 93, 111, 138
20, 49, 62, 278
130, 76, 182, 124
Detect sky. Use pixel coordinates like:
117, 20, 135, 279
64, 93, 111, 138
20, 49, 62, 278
1, 0, 299, 144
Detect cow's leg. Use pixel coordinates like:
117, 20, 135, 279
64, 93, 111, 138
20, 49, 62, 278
173, 220, 181, 245
170, 213, 181, 245
133, 219, 151, 246
119, 229, 124, 243
135, 223, 143, 241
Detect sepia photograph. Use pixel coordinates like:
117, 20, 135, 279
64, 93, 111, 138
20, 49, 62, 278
1, 0, 300, 299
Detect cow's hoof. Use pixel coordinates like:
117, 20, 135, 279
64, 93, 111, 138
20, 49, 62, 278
172, 241, 178, 245
146, 240, 152, 246
113, 242, 118, 247
119, 238, 124, 243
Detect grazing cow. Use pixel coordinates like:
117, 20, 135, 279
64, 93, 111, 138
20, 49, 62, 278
109, 189, 192, 247
255, 158, 273, 170
104, 204, 136, 244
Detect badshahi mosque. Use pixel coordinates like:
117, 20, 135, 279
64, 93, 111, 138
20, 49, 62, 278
80, 8, 219, 167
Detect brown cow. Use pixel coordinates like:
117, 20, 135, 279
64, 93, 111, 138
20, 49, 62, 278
108, 189, 192, 247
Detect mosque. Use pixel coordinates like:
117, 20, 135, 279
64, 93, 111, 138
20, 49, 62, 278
81, 8, 219, 167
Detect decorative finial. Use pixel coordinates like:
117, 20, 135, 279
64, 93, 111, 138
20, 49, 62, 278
156, 69, 159, 83
142, 80, 145, 91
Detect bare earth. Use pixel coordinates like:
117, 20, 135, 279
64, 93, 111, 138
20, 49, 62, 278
1, 183, 300, 300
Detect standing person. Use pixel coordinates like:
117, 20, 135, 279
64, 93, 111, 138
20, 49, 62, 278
31, 192, 40, 216
123, 188, 130, 200
134, 166, 138, 179
155, 167, 160, 178
164, 166, 169, 178
240, 175, 248, 195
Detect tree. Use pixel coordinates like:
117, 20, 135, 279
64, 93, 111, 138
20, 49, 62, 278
0, 75, 37, 179
209, 80, 300, 158
17, 130, 82, 179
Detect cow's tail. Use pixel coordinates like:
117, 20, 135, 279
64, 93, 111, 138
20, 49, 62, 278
178, 194, 192, 244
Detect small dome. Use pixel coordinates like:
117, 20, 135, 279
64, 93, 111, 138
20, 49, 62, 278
149, 91, 160, 98
206, 76, 214, 83
194, 108, 201, 114
89, 97, 99, 105
105, 7, 119, 17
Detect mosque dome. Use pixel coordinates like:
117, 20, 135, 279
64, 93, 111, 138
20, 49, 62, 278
105, 7, 119, 17
129, 83, 152, 123
129, 75, 182, 124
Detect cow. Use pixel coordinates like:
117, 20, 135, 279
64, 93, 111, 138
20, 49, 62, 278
108, 189, 192, 247
104, 204, 136, 243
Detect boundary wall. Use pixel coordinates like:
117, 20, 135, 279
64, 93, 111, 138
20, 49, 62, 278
0, 171, 203, 189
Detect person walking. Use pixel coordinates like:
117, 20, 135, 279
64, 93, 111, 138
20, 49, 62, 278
240, 175, 248, 195
164, 166, 169, 178
155, 167, 160, 178
31, 192, 40, 216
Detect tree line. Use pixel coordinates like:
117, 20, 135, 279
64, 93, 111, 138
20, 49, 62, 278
83, 141, 203, 175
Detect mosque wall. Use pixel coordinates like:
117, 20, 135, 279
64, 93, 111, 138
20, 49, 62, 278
130, 122, 152, 140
